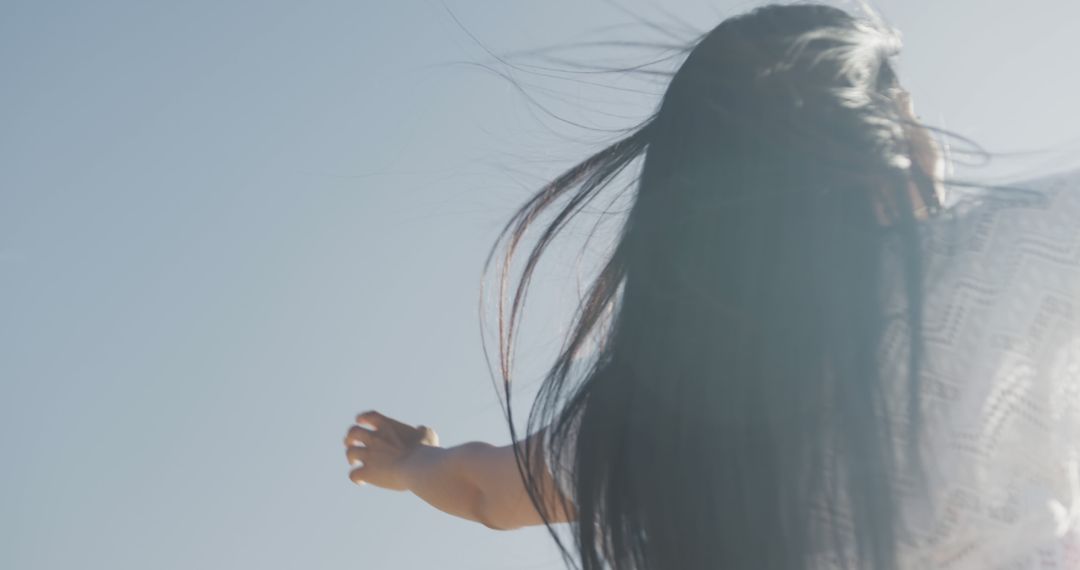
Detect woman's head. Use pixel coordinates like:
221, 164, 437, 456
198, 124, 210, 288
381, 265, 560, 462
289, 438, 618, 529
482, 3, 1025, 570
642, 2, 943, 230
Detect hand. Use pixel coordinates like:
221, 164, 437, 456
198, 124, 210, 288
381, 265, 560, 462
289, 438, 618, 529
343, 410, 440, 491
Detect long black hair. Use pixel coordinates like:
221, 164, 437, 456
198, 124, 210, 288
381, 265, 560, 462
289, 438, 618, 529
479, 2, 1047, 569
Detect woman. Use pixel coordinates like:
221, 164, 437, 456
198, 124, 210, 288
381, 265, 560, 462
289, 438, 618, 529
343, 3, 1080, 569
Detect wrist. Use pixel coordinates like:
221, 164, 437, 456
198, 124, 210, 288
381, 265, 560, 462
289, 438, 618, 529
400, 443, 444, 491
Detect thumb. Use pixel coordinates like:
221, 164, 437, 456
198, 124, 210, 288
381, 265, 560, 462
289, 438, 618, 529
416, 425, 439, 446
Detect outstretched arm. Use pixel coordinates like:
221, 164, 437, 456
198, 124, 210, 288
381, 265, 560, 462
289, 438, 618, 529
343, 410, 575, 530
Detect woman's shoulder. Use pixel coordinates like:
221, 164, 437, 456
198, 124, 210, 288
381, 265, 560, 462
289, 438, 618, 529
914, 166, 1080, 281
934, 165, 1080, 227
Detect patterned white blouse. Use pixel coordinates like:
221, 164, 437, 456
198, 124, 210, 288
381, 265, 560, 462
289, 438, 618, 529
875, 166, 1080, 570
543, 167, 1080, 569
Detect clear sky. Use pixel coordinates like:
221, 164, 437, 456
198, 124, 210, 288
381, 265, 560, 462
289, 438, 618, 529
2, 1, 1078, 569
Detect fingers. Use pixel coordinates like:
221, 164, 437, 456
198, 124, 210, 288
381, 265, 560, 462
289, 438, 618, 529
356, 410, 410, 432
345, 445, 369, 467
344, 425, 377, 447
346, 410, 411, 489
355, 410, 388, 429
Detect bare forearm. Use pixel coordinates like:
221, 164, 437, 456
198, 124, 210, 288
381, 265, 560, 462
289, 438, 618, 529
345, 412, 562, 529
401, 442, 496, 528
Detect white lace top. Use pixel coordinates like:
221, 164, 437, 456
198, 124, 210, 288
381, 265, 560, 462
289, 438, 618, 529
544, 167, 1080, 569
876, 167, 1080, 570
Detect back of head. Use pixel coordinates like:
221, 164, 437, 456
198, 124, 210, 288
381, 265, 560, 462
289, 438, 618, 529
489, 3, 976, 569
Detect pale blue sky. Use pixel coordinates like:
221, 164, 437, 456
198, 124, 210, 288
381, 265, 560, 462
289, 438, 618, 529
2, 1, 1078, 569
